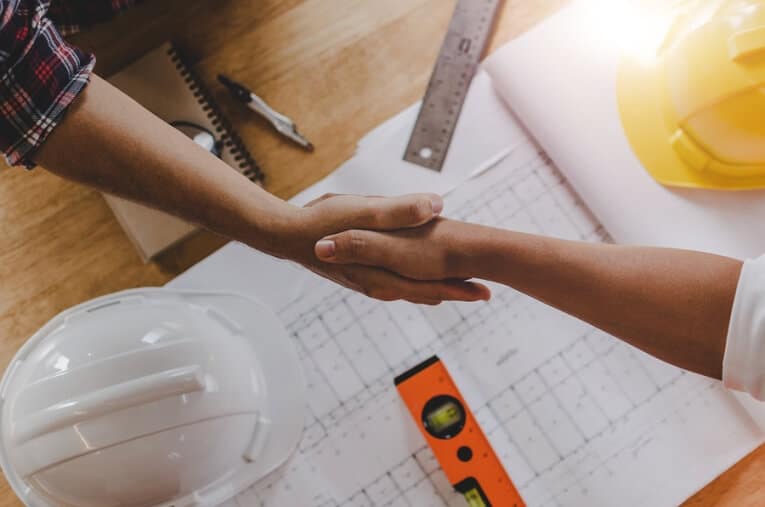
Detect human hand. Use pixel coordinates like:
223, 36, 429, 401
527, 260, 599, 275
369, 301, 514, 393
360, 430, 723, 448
274, 194, 490, 304
313, 218, 489, 282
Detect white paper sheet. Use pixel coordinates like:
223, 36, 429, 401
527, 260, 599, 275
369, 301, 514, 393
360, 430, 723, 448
291, 69, 524, 206
171, 139, 763, 507
483, 1, 765, 260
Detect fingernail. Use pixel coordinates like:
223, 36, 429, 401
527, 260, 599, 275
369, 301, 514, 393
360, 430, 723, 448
430, 196, 443, 216
315, 240, 336, 259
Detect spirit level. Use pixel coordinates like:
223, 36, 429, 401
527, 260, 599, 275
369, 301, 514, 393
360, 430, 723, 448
395, 356, 524, 507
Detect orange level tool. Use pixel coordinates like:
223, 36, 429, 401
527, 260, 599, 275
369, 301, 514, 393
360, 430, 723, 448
395, 356, 525, 507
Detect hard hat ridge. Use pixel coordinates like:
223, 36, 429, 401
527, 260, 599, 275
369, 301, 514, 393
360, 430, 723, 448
0, 289, 305, 507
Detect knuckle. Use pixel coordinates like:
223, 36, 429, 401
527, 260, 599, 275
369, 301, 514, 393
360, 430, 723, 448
342, 268, 359, 286
364, 284, 397, 302
425, 285, 450, 302
363, 199, 383, 226
408, 199, 431, 223
345, 231, 367, 259
375, 290, 398, 302
364, 287, 386, 300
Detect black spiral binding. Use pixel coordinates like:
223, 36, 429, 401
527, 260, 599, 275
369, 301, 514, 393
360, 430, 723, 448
166, 44, 264, 183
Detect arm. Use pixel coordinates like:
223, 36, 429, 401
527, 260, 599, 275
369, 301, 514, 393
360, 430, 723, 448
33, 75, 489, 304
0, 1, 485, 303
314, 219, 743, 378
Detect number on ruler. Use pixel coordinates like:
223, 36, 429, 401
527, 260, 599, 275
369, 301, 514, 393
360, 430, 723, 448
404, 0, 502, 171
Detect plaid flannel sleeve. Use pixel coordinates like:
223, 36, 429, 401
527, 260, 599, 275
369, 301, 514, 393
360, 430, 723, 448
0, 0, 95, 167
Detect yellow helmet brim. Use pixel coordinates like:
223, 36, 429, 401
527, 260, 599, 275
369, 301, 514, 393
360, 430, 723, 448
618, 55, 765, 191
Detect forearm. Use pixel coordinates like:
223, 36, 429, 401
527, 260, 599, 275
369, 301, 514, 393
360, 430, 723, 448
32, 77, 490, 304
35, 74, 297, 256
469, 227, 742, 378
317, 219, 744, 377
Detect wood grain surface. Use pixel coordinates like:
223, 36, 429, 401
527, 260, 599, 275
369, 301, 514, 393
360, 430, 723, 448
0, 0, 762, 505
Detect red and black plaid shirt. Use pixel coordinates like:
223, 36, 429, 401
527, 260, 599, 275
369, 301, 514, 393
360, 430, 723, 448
0, 0, 136, 167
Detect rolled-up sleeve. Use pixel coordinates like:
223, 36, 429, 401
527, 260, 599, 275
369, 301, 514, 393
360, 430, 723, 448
0, 0, 94, 167
723, 255, 765, 400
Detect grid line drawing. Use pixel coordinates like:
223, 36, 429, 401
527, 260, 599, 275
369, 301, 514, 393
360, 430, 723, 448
225, 141, 761, 507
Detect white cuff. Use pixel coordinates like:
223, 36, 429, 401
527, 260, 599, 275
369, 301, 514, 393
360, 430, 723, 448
723, 255, 765, 400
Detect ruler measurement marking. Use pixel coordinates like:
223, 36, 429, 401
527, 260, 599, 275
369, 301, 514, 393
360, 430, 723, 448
404, 0, 502, 171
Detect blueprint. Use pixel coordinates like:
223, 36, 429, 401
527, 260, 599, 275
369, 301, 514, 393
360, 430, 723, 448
171, 140, 765, 507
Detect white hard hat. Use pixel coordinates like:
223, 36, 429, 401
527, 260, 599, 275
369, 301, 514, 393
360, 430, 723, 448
0, 288, 305, 507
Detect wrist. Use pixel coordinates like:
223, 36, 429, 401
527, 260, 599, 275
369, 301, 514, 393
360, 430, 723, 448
243, 200, 308, 259
471, 228, 557, 286
442, 221, 503, 279
457, 224, 523, 283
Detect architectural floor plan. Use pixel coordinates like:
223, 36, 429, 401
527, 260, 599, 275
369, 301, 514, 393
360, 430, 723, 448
175, 141, 764, 507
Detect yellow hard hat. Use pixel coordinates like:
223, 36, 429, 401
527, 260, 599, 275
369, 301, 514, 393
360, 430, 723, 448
618, 0, 765, 190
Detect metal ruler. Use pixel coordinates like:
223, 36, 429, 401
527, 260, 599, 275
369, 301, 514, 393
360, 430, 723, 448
404, 0, 503, 171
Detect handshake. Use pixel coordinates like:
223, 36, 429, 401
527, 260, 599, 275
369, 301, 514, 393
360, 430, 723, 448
270, 192, 493, 305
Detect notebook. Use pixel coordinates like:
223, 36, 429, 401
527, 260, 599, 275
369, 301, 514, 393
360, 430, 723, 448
105, 42, 261, 261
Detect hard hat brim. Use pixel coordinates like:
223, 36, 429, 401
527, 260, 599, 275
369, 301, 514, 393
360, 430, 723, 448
618, 53, 765, 191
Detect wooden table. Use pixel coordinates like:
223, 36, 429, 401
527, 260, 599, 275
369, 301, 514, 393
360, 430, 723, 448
0, 0, 762, 505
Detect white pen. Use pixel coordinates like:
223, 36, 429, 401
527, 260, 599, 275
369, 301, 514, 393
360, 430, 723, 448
218, 74, 314, 151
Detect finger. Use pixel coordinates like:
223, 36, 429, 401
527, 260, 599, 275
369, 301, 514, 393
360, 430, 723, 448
319, 193, 444, 230
395, 278, 491, 303
315, 229, 392, 266
338, 265, 490, 303
317, 228, 444, 280
442, 279, 492, 301
304, 193, 386, 208
303, 192, 340, 207
369, 193, 444, 228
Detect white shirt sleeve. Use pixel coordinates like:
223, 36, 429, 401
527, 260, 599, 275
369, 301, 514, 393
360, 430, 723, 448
723, 255, 765, 400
